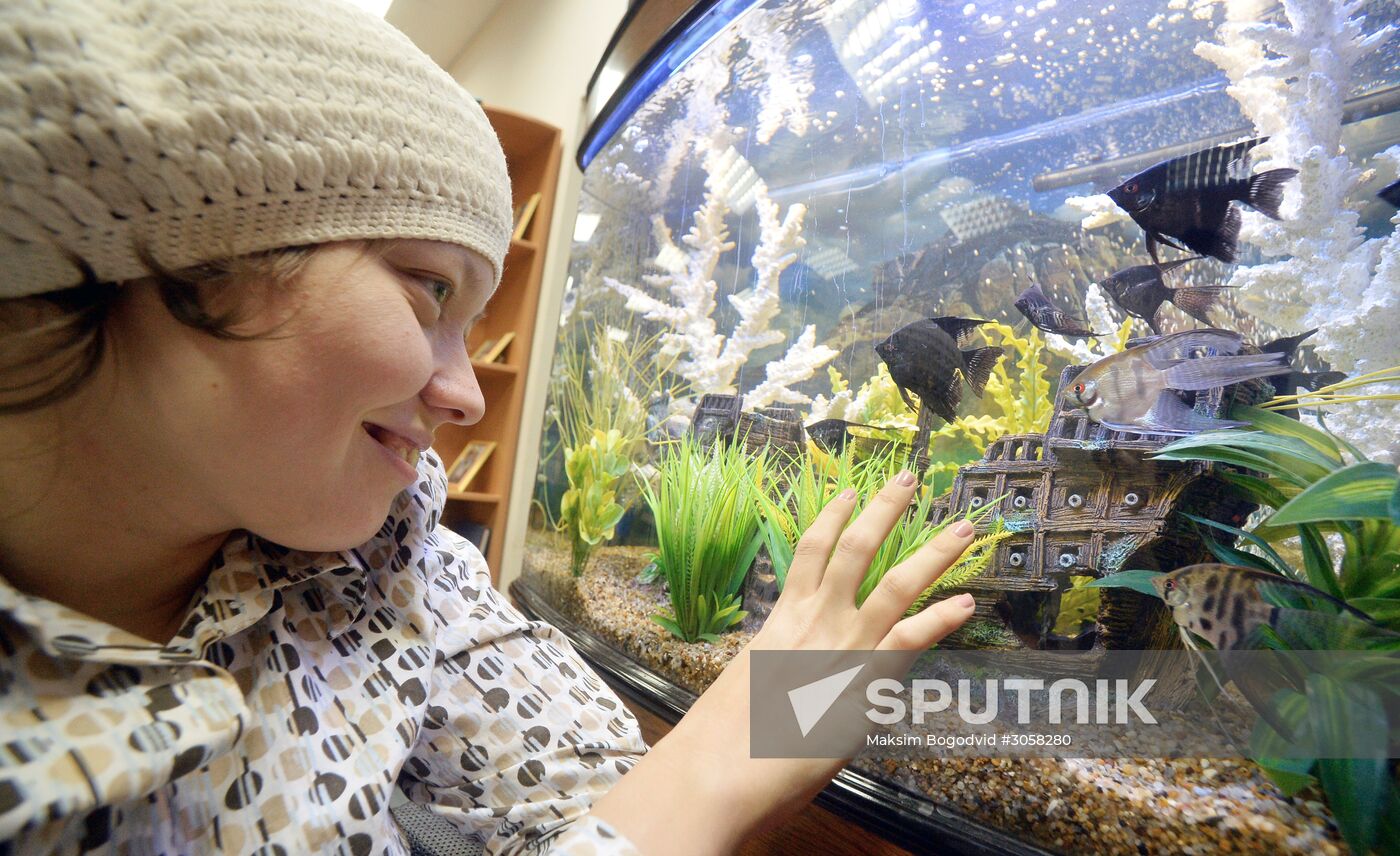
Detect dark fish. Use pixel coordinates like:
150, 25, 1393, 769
1284, 370, 1346, 394
874, 317, 1004, 423
1380, 178, 1400, 208
1107, 137, 1298, 264
804, 418, 894, 453
1257, 328, 1346, 400
1013, 283, 1100, 337
1097, 257, 1230, 335
1066, 328, 1287, 435
1259, 327, 1318, 357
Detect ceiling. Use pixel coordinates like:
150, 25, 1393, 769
385, 0, 509, 70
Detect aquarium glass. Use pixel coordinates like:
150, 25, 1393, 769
521, 2, 1400, 850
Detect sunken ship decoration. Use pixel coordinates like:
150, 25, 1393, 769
928, 355, 1265, 651
688, 393, 806, 461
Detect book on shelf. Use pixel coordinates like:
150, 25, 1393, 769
511, 192, 541, 241
470, 330, 515, 363
445, 440, 495, 493
454, 520, 491, 556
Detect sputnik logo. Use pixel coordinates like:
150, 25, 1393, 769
787, 664, 866, 737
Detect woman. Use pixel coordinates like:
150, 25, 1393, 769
0, 1, 978, 853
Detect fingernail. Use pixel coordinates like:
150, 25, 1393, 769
895, 469, 916, 486
955, 593, 975, 609
952, 520, 974, 537
839, 487, 857, 501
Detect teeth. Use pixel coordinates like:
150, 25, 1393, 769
405, 448, 420, 467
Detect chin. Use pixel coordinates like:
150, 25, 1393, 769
258, 499, 397, 554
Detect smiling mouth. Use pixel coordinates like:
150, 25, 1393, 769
363, 423, 422, 468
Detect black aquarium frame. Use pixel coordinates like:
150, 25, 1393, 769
510, 579, 1055, 856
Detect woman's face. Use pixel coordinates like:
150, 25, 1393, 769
102, 239, 493, 551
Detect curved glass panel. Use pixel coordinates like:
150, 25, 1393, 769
525, 2, 1400, 851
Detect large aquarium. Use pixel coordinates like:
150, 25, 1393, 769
517, 1, 1400, 853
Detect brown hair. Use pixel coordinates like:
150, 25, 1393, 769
0, 246, 318, 415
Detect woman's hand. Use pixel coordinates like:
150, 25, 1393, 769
752, 467, 977, 655
590, 469, 977, 855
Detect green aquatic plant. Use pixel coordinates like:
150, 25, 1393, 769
643, 434, 768, 643
1091, 405, 1400, 854
973, 321, 1054, 437
1151, 405, 1400, 611
853, 487, 1008, 610
560, 430, 629, 576
1051, 575, 1101, 637
901, 517, 1011, 617
551, 322, 679, 575
916, 321, 1058, 494
758, 442, 905, 590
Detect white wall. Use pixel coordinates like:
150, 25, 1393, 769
450, 0, 629, 590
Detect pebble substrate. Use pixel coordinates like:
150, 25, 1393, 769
521, 536, 1343, 855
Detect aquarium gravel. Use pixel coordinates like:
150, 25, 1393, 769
523, 537, 1346, 855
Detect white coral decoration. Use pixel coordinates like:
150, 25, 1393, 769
605, 146, 837, 409
1064, 192, 1132, 230
1044, 283, 1123, 364
1195, 0, 1398, 460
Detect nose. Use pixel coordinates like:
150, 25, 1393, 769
422, 333, 485, 427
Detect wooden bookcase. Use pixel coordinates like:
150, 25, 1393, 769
433, 106, 561, 583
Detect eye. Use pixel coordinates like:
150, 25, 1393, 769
1073, 382, 1085, 395
416, 274, 454, 306
1163, 579, 1175, 590
1123, 181, 1139, 194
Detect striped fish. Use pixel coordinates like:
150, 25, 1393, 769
1151, 563, 1399, 739
1106, 137, 1298, 264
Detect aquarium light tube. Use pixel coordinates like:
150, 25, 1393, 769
769, 78, 1228, 203
707, 145, 761, 213
1031, 82, 1400, 192
839, 0, 916, 61
805, 245, 860, 279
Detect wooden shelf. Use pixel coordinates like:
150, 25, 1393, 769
432, 105, 562, 586
448, 491, 501, 504
471, 360, 520, 377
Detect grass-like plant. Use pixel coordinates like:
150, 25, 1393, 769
643, 433, 768, 643
758, 439, 1008, 612
758, 442, 905, 590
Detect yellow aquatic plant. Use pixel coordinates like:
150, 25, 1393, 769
971, 321, 1053, 436
902, 518, 1012, 616
552, 321, 681, 575
1262, 365, 1400, 412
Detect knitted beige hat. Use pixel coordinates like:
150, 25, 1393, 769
0, 0, 513, 298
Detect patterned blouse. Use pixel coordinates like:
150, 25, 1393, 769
0, 451, 648, 854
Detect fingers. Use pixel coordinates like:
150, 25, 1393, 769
857, 520, 977, 636
877, 591, 978, 653
780, 487, 858, 600
817, 469, 921, 604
